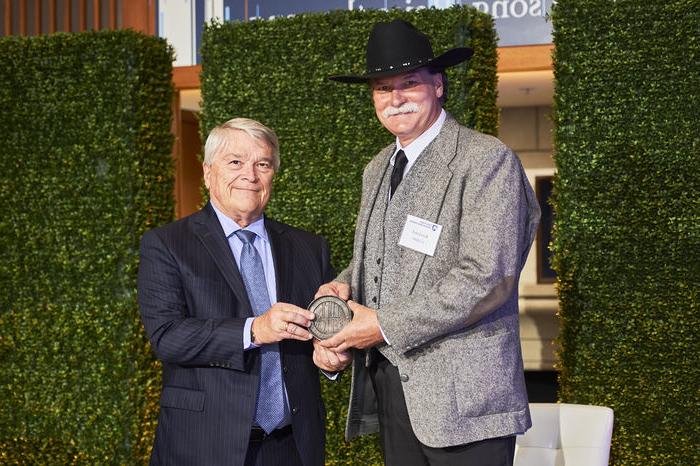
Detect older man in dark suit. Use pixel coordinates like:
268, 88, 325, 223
138, 117, 341, 466
315, 19, 541, 466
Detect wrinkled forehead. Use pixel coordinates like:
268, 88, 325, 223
217, 129, 272, 157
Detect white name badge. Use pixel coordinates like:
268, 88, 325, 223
398, 215, 443, 256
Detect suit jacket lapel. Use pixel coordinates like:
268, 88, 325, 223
265, 218, 292, 304
353, 145, 394, 281
388, 115, 460, 224
192, 203, 252, 314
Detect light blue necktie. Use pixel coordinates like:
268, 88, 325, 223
234, 229, 286, 433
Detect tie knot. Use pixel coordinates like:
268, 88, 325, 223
390, 150, 409, 198
395, 149, 408, 168
234, 229, 256, 244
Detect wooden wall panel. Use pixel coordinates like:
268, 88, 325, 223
34, 0, 42, 34
121, 0, 155, 34
92, 0, 99, 29
178, 110, 204, 218
498, 45, 554, 73
63, 0, 71, 32
47, 0, 56, 33
4, 0, 12, 35
18, 0, 26, 35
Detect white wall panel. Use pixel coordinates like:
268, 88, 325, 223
159, 0, 195, 66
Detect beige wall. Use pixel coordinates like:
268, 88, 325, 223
500, 106, 559, 371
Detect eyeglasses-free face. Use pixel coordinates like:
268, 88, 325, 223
370, 68, 444, 147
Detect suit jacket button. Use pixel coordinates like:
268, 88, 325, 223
372, 297, 377, 303
376, 258, 381, 264
374, 276, 378, 283
291, 407, 298, 415
283, 366, 288, 373
400, 374, 409, 382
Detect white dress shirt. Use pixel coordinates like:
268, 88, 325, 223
388, 108, 447, 182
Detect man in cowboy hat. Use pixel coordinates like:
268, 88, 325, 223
313, 19, 540, 465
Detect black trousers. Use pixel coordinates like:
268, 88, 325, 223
244, 425, 303, 466
369, 351, 516, 466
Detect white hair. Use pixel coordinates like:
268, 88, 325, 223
203, 117, 280, 170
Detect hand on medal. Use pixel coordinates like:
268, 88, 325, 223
315, 281, 351, 300
252, 303, 314, 344
318, 300, 384, 352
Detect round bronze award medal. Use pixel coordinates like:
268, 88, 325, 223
307, 296, 353, 340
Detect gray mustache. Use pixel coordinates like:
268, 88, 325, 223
382, 103, 420, 118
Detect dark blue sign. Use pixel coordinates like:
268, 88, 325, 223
221, 0, 554, 46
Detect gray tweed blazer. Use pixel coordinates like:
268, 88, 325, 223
336, 114, 540, 448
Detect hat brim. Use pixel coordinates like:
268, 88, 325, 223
328, 47, 473, 84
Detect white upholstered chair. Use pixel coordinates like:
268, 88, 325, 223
514, 403, 614, 466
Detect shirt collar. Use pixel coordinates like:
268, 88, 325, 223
390, 108, 446, 167
210, 202, 268, 243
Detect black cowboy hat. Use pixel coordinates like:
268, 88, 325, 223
329, 19, 473, 84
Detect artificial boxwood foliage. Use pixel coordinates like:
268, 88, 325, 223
200, 7, 497, 464
0, 31, 173, 464
551, 1, 699, 464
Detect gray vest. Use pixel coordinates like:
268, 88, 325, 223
361, 157, 413, 364
361, 163, 392, 312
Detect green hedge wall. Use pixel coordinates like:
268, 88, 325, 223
0, 31, 173, 464
551, 1, 700, 464
200, 7, 497, 464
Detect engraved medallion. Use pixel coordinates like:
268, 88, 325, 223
307, 296, 353, 340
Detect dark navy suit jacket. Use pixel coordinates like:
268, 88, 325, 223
138, 203, 333, 465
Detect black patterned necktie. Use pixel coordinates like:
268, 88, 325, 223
390, 149, 408, 198
233, 229, 285, 433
